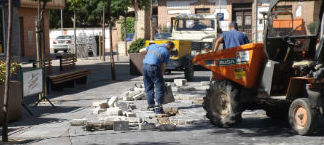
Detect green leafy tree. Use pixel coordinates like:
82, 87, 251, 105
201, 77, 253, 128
50, 0, 150, 28
120, 17, 135, 40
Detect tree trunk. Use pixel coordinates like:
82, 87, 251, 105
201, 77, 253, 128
108, 0, 116, 80
124, 16, 127, 56
150, 0, 153, 40
102, 1, 106, 61
74, 10, 77, 58
134, 0, 138, 40
2, 0, 13, 142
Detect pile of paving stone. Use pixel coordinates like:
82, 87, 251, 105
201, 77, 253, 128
70, 79, 209, 132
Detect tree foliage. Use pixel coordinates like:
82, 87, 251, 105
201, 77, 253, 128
128, 38, 145, 53
120, 17, 135, 40
50, 0, 150, 29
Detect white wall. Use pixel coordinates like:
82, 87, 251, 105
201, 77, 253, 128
49, 28, 110, 50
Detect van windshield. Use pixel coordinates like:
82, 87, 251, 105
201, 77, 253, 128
175, 19, 215, 31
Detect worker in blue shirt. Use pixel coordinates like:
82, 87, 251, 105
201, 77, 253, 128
140, 41, 174, 114
214, 22, 250, 51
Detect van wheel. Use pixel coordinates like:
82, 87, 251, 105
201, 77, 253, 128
203, 81, 242, 127
54, 50, 58, 53
288, 98, 318, 135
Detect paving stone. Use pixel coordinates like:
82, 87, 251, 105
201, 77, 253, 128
174, 79, 187, 86
129, 104, 136, 110
156, 117, 171, 124
84, 121, 113, 131
133, 92, 145, 100
92, 100, 107, 108
99, 102, 109, 109
99, 116, 127, 121
163, 107, 178, 116
158, 124, 176, 131
126, 117, 142, 123
108, 96, 118, 108
200, 81, 210, 86
106, 107, 122, 116
113, 121, 129, 131
123, 96, 135, 101
128, 90, 142, 97
163, 85, 175, 104
92, 108, 106, 115
115, 101, 129, 111
70, 119, 87, 126
139, 121, 156, 130
134, 87, 145, 92
123, 111, 136, 117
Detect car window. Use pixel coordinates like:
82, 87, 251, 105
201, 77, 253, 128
56, 36, 72, 39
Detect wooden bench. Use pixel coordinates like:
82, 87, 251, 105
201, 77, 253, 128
47, 54, 91, 91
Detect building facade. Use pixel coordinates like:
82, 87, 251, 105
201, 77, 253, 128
0, 0, 65, 60
155, 0, 273, 42
19, 0, 65, 57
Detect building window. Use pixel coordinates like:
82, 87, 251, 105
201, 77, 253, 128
195, 8, 210, 14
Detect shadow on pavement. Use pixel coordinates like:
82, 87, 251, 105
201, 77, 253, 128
118, 142, 181, 145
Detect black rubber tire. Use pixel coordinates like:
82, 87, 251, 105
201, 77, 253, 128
54, 50, 58, 53
64, 50, 68, 53
203, 81, 242, 127
184, 58, 194, 81
288, 98, 318, 135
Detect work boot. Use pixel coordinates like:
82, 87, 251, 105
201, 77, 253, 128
147, 105, 154, 111
154, 105, 163, 114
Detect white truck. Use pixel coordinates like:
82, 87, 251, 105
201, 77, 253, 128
170, 14, 222, 55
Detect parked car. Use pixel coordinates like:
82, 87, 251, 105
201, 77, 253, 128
154, 33, 172, 40
53, 35, 73, 53
126, 33, 134, 42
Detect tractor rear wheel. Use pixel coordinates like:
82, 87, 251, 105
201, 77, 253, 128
203, 81, 242, 127
184, 58, 194, 81
288, 98, 318, 135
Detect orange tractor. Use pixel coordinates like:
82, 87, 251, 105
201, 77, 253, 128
194, 0, 324, 135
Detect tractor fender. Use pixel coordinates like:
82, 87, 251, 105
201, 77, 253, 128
287, 78, 323, 108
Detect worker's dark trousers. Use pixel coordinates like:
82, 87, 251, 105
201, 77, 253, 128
142, 63, 165, 107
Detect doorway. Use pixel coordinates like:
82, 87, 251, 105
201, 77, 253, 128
232, 3, 252, 40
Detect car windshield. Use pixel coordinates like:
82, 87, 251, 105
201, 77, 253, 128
267, 0, 323, 37
175, 19, 215, 31
126, 33, 134, 38
56, 36, 72, 39
155, 33, 171, 39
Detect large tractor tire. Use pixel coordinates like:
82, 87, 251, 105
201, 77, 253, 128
288, 98, 318, 135
184, 58, 194, 81
203, 81, 242, 127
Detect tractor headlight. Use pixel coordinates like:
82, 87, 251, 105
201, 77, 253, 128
204, 43, 211, 49
171, 49, 178, 57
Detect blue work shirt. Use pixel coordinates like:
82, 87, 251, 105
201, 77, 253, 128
221, 29, 250, 49
143, 44, 170, 66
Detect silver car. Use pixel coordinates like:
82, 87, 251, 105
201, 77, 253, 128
53, 35, 72, 53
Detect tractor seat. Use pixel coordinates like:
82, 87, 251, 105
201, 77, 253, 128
292, 60, 314, 68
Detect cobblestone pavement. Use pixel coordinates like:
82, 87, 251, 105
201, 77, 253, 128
2, 56, 324, 145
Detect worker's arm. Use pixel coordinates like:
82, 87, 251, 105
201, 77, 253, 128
214, 37, 224, 51
161, 63, 166, 75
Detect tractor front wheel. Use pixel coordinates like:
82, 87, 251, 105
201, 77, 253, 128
203, 81, 242, 127
288, 98, 318, 135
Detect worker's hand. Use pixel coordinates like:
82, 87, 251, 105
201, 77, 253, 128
139, 48, 147, 53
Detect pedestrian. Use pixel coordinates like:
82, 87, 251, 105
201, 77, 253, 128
140, 41, 175, 114
214, 22, 250, 51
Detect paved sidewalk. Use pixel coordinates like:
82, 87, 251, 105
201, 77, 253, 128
1, 56, 323, 145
